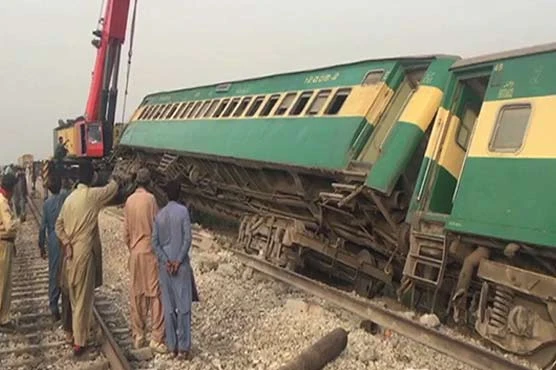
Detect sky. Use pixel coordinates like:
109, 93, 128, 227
0, 0, 554, 164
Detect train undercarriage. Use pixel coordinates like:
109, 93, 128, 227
113, 146, 413, 286
112, 147, 556, 368
401, 213, 556, 367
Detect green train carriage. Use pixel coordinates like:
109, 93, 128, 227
115, 43, 556, 364
404, 42, 556, 366
116, 54, 457, 292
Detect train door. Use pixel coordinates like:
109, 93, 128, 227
356, 77, 416, 164
401, 72, 490, 310
417, 74, 487, 215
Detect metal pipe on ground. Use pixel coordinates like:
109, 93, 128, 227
278, 327, 348, 370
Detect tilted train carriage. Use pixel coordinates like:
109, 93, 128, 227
114, 43, 556, 365
116, 54, 457, 290
403, 43, 556, 364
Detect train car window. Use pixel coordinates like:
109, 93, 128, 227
139, 106, 152, 120
158, 105, 168, 119
259, 95, 280, 117
246, 96, 265, 117
489, 104, 531, 152
138, 106, 149, 120
166, 103, 179, 119
325, 88, 351, 115
155, 104, 166, 119
152, 104, 167, 120
362, 70, 384, 85
147, 105, 158, 119
148, 106, 158, 119
161, 104, 174, 119
233, 97, 252, 117
179, 102, 195, 119
205, 100, 219, 117
172, 103, 187, 119
223, 98, 240, 117
158, 104, 169, 119
290, 91, 313, 116
188, 101, 202, 118
275, 93, 297, 116
146, 105, 158, 120
455, 107, 478, 150
145, 105, 158, 120
306, 90, 331, 116
213, 99, 230, 118
196, 101, 211, 118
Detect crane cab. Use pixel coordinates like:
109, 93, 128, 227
76, 121, 104, 158
53, 120, 105, 159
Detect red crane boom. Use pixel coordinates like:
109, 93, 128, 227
86, 0, 131, 122
77, 0, 132, 158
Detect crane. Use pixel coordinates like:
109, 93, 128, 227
53, 0, 136, 163
84, 0, 132, 158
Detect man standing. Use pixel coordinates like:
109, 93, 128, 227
123, 168, 166, 353
31, 163, 38, 194
152, 181, 198, 360
0, 173, 19, 333
38, 175, 69, 323
54, 137, 68, 161
55, 161, 119, 356
12, 167, 27, 222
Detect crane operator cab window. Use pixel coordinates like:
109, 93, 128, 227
88, 125, 102, 144
80, 124, 104, 157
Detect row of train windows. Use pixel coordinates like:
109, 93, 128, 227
456, 104, 531, 152
136, 88, 352, 121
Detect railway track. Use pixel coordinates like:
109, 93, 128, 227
20, 196, 135, 370
0, 197, 107, 369
101, 206, 538, 370
232, 251, 535, 370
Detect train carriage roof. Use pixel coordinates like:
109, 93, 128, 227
451, 42, 556, 69
141, 54, 459, 102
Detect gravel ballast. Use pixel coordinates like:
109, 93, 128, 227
99, 209, 477, 370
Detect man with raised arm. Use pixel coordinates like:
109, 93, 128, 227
55, 161, 119, 356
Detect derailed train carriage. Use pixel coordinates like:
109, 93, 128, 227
116, 53, 455, 288
114, 43, 556, 365
405, 43, 556, 364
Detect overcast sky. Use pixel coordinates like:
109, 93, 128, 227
0, 0, 554, 164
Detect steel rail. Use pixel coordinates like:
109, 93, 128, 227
102, 207, 531, 370
230, 250, 530, 370
234, 249, 534, 370
27, 197, 132, 370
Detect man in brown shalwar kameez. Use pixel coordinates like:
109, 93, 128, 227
55, 161, 119, 356
123, 168, 166, 353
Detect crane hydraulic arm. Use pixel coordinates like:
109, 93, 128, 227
81, 0, 132, 158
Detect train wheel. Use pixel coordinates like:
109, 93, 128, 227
354, 250, 380, 298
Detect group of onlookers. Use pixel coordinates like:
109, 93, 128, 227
0, 163, 198, 360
